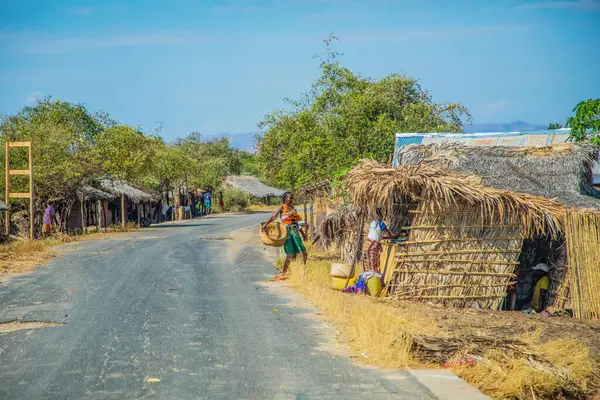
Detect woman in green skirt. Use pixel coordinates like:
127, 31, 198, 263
263, 191, 308, 280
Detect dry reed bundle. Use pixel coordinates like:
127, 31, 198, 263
565, 210, 600, 319
317, 205, 364, 262
344, 160, 566, 239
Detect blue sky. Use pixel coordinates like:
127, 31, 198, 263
1, 0, 599, 141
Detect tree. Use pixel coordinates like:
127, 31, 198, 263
0, 99, 107, 208
256, 35, 470, 188
548, 122, 563, 130
93, 125, 160, 185
567, 99, 600, 145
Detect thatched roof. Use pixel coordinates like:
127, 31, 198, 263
299, 180, 330, 194
0, 200, 7, 211
345, 160, 566, 237
397, 142, 600, 210
98, 178, 157, 203
77, 185, 113, 201
223, 175, 285, 198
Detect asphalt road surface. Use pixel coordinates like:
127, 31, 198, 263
0, 213, 440, 399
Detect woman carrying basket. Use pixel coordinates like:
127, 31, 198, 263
263, 191, 308, 280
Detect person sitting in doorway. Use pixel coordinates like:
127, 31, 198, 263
530, 263, 550, 312
365, 208, 401, 273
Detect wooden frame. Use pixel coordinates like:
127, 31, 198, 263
5, 142, 33, 239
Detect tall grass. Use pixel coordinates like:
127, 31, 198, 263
282, 249, 599, 399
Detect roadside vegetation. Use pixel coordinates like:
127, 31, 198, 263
0, 100, 261, 238
279, 250, 600, 400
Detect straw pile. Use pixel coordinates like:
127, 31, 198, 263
317, 204, 364, 262
565, 209, 600, 319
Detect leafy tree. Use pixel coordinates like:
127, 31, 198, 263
0, 99, 107, 210
548, 122, 563, 130
567, 99, 600, 145
256, 35, 470, 188
93, 125, 160, 185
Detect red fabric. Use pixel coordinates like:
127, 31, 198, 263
366, 240, 382, 273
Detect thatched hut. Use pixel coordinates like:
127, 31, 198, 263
67, 185, 114, 233
98, 178, 160, 228
223, 175, 285, 204
325, 142, 600, 319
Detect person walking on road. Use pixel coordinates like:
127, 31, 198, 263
263, 191, 307, 280
203, 191, 212, 215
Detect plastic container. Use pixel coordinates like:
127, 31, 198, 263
366, 276, 383, 297
332, 276, 357, 291
331, 262, 353, 278
259, 222, 287, 247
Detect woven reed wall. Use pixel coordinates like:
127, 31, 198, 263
565, 210, 600, 320
386, 202, 522, 309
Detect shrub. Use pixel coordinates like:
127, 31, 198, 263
222, 189, 249, 211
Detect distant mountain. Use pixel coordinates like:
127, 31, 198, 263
463, 121, 546, 133
202, 132, 257, 152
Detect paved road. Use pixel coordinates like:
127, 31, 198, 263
0, 214, 437, 399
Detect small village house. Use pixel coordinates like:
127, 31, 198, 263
223, 175, 285, 204
321, 141, 600, 319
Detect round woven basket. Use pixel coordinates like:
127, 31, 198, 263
259, 222, 287, 247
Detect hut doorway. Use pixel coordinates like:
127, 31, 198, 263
502, 235, 566, 312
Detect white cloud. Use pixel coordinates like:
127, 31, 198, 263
3, 31, 219, 55
26, 91, 44, 104
342, 25, 528, 43
67, 7, 96, 15
0, 24, 527, 55
483, 100, 509, 116
517, 0, 600, 9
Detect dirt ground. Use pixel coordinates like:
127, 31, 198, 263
390, 299, 600, 359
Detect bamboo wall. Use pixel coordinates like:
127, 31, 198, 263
386, 202, 522, 309
565, 210, 600, 319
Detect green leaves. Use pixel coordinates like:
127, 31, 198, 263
566, 99, 600, 145
256, 55, 470, 189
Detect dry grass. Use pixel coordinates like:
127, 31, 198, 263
0, 227, 135, 276
282, 248, 600, 400
247, 204, 279, 212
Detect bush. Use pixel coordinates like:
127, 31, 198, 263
222, 189, 249, 211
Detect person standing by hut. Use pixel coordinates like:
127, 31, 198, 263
263, 191, 307, 280
42, 202, 57, 237
366, 208, 401, 273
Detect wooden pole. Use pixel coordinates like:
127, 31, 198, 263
309, 195, 314, 239
103, 200, 107, 233
5, 142, 9, 235
345, 214, 366, 289
121, 193, 126, 229
28, 143, 33, 240
137, 203, 141, 227
96, 200, 101, 232
80, 200, 85, 233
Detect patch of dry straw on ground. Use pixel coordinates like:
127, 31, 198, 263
0, 229, 133, 276
281, 248, 600, 400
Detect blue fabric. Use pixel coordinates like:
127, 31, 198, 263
378, 221, 387, 231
